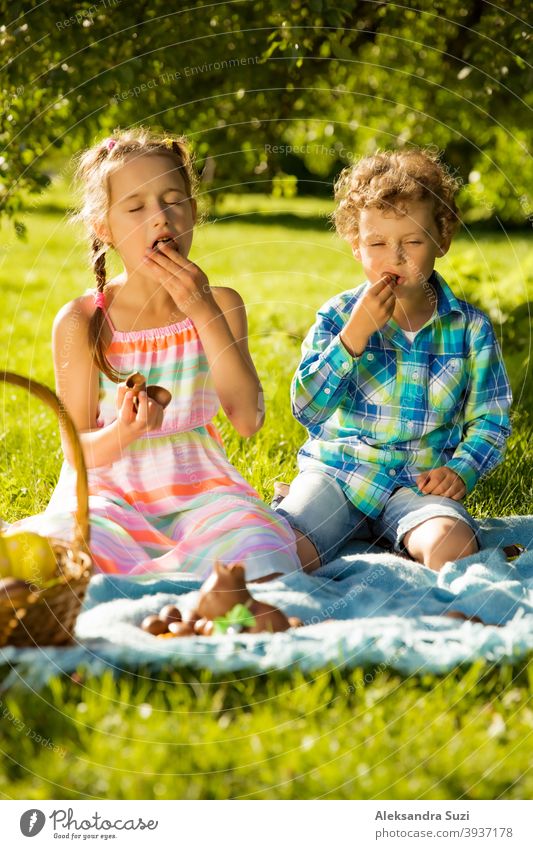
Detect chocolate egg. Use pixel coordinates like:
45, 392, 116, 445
125, 372, 146, 413
168, 620, 195, 637
125, 372, 146, 392
146, 385, 172, 410
141, 615, 168, 636
159, 604, 182, 628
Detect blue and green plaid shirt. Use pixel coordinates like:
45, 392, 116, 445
291, 271, 512, 518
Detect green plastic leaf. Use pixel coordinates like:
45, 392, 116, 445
213, 603, 256, 634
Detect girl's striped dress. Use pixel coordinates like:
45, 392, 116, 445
12, 299, 300, 580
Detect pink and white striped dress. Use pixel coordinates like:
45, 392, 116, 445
13, 298, 300, 580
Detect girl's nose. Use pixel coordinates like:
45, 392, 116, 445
151, 204, 169, 225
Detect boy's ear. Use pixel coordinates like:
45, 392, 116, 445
437, 236, 451, 257
351, 240, 362, 261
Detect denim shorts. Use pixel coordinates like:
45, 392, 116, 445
273, 470, 480, 566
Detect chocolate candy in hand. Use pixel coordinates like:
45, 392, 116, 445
125, 371, 172, 412
146, 385, 172, 409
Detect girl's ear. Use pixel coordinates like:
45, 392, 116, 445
93, 219, 112, 246
190, 197, 197, 225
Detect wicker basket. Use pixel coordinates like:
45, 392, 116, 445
0, 372, 93, 647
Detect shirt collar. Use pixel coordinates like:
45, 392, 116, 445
432, 270, 466, 317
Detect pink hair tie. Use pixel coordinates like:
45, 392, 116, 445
102, 137, 117, 152
94, 290, 106, 309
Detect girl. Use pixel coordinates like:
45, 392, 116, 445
12, 128, 300, 581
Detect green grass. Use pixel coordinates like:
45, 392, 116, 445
0, 178, 532, 800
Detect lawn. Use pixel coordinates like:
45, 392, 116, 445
0, 178, 531, 799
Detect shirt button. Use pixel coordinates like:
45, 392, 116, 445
407, 421, 414, 429
324, 388, 331, 395
341, 362, 350, 373
450, 358, 457, 368
367, 352, 375, 361
389, 469, 397, 477
413, 372, 420, 381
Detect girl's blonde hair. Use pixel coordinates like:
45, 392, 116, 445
71, 127, 198, 383
332, 147, 461, 244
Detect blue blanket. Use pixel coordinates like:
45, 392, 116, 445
1, 516, 532, 689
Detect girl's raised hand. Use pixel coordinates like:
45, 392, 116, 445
142, 242, 216, 320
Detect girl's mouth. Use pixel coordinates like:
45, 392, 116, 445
151, 236, 177, 250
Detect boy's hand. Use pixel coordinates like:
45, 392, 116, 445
416, 466, 466, 500
341, 273, 398, 356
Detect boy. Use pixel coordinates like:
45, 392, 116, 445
274, 149, 512, 573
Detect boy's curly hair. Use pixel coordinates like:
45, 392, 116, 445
332, 148, 461, 243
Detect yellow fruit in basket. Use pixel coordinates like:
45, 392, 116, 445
0, 531, 57, 584
0, 536, 11, 578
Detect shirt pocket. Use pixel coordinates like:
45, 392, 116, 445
428, 355, 468, 412
355, 348, 397, 406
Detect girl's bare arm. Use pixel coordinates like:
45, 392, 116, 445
196, 287, 264, 437
52, 299, 137, 469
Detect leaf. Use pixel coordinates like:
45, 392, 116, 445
213, 603, 256, 634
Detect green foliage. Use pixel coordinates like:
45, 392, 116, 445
0, 0, 531, 235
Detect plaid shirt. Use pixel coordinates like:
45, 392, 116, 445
291, 271, 512, 518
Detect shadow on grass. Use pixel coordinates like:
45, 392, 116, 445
207, 211, 332, 232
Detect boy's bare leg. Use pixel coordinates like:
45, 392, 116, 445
273, 481, 321, 573
253, 531, 320, 582
292, 530, 320, 573
403, 516, 482, 623
403, 516, 478, 571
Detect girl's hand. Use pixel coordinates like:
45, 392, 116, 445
117, 389, 165, 438
142, 242, 216, 320
416, 466, 466, 500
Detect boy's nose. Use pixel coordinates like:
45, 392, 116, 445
393, 246, 406, 263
